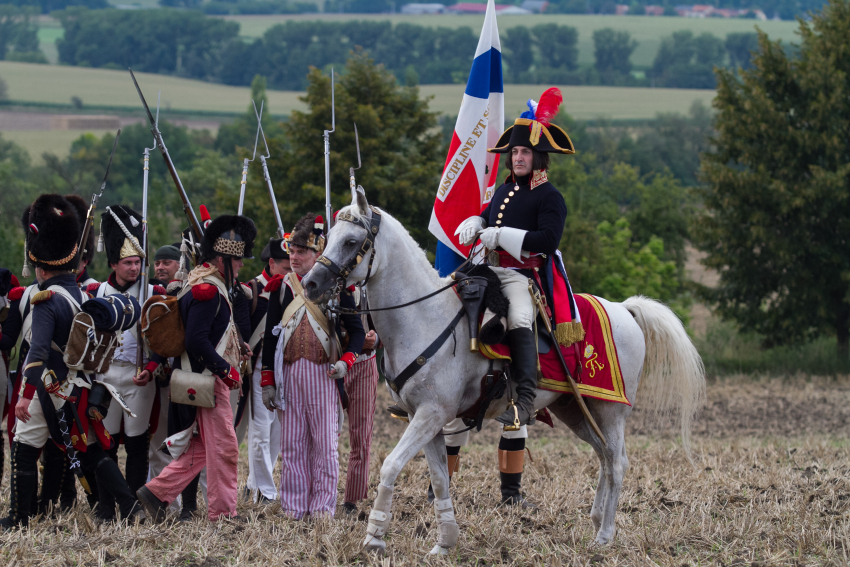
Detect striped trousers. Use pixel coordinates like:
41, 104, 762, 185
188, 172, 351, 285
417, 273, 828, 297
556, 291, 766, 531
277, 358, 339, 519
343, 355, 378, 503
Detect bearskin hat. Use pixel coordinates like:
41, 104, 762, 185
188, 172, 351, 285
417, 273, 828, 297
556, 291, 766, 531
260, 235, 290, 263
286, 214, 324, 254
489, 87, 574, 155
100, 205, 145, 266
64, 194, 95, 265
24, 194, 82, 272
201, 214, 257, 260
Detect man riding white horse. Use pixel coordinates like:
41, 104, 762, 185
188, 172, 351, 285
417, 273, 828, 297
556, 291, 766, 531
455, 87, 581, 428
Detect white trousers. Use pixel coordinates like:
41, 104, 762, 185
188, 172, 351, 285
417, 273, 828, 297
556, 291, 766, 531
14, 395, 99, 449
148, 385, 181, 512
491, 267, 536, 330
246, 362, 281, 501
99, 363, 156, 437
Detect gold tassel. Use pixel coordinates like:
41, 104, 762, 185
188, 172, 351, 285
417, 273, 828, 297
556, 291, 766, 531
30, 290, 53, 304
554, 322, 585, 347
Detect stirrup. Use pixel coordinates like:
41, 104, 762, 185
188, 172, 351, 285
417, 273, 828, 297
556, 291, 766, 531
502, 399, 521, 432
387, 405, 409, 423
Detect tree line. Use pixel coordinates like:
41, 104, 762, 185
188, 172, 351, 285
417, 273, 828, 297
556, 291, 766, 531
51, 8, 761, 90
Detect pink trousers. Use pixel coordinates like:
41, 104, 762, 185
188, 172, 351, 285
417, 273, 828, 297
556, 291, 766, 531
343, 356, 378, 503
146, 378, 239, 520
278, 358, 339, 519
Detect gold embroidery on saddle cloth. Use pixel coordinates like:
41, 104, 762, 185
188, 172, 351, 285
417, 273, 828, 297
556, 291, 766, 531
284, 316, 329, 365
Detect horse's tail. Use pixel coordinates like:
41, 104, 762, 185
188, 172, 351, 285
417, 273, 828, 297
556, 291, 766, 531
622, 295, 706, 453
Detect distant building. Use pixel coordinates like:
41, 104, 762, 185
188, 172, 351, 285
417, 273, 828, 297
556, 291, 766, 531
521, 0, 548, 12
447, 2, 531, 13
400, 2, 447, 13
615, 3, 629, 14
644, 4, 665, 15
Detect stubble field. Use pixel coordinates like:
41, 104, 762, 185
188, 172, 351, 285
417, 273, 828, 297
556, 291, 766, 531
0, 374, 847, 565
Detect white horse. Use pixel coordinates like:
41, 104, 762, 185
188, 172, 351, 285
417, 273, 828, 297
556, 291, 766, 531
302, 191, 705, 555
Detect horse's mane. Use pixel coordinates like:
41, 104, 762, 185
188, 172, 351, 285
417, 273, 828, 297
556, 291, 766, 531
337, 204, 446, 288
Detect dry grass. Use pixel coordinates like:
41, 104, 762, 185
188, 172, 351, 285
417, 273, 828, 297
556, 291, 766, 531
1, 374, 848, 566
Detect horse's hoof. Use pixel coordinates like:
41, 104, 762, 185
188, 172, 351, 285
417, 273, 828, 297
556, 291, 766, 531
363, 536, 387, 554
595, 531, 614, 545
428, 544, 450, 556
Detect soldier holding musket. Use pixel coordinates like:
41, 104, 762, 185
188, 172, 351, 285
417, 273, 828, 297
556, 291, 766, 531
1, 195, 141, 529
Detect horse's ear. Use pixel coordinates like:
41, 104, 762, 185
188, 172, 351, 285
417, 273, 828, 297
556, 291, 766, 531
354, 185, 369, 216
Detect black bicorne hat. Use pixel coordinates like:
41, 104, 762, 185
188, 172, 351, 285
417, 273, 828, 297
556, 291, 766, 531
24, 194, 82, 272
488, 87, 575, 155
64, 194, 95, 265
100, 205, 146, 266
260, 236, 290, 263
201, 215, 257, 260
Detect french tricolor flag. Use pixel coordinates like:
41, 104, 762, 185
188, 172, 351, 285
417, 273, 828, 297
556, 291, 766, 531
429, 0, 503, 275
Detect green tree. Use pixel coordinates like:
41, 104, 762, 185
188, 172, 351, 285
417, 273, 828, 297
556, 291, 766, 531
725, 32, 759, 70
532, 23, 578, 71
695, 0, 850, 355
231, 51, 443, 249
215, 74, 281, 156
502, 26, 535, 82
592, 28, 637, 84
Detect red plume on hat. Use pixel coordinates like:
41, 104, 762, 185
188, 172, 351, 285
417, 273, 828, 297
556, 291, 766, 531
534, 87, 562, 128
200, 205, 212, 230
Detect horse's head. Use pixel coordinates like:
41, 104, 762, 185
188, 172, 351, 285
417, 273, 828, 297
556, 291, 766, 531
303, 189, 380, 302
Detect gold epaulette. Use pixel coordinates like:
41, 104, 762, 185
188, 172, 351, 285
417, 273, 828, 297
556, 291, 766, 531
30, 290, 55, 305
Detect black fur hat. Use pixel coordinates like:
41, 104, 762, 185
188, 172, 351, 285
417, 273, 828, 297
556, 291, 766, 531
286, 213, 325, 253
100, 205, 145, 266
201, 215, 257, 260
260, 236, 289, 263
64, 194, 95, 265
24, 194, 82, 272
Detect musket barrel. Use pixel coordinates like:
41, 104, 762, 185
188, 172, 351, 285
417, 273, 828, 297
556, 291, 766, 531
324, 134, 332, 229
154, 131, 203, 241
136, 147, 151, 375
260, 156, 285, 239
238, 158, 249, 216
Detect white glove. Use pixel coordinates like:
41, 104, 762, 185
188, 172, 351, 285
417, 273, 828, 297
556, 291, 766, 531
479, 227, 501, 250
454, 216, 486, 246
328, 360, 349, 379
262, 385, 277, 411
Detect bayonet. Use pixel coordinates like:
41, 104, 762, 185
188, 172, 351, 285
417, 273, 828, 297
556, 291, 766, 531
252, 100, 285, 239
349, 122, 361, 201
129, 68, 203, 244
76, 128, 121, 274
323, 68, 335, 230
237, 102, 262, 216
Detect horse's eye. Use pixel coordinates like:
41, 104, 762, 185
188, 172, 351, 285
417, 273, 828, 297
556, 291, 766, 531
346, 238, 357, 246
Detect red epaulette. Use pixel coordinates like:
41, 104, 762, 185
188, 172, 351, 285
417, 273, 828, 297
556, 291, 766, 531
86, 283, 100, 294
192, 283, 218, 301
10, 275, 19, 287
264, 274, 284, 293
8, 286, 25, 302
30, 290, 54, 305
153, 285, 167, 296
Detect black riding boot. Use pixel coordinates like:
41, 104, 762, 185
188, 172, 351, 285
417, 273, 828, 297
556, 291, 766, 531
38, 442, 75, 515
179, 473, 201, 521
83, 468, 100, 510
496, 328, 538, 427
0, 442, 41, 528
83, 444, 141, 522
123, 432, 150, 496
94, 444, 119, 520
498, 437, 535, 508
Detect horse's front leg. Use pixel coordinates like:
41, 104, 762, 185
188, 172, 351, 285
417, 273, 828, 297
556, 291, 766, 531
422, 434, 459, 556
364, 404, 450, 554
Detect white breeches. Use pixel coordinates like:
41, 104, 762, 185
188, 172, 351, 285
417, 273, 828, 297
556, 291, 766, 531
491, 267, 536, 330
246, 362, 281, 500
99, 362, 156, 437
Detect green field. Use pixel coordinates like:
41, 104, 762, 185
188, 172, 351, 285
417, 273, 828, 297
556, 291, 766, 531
4, 129, 112, 164
222, 13, 800, 67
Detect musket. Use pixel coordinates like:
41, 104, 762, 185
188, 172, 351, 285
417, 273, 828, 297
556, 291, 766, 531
323, 68, 335, 231
252, 100, 285, 239
76, 128, 122, 275
349, 123, 369, 331
128, 69, 203, 244
529, 282, 607, 446
136, 93, 158, 381
237, 102, 263, 216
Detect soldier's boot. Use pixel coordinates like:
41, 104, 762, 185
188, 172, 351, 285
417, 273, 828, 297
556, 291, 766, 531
83, 468, 100, 511
498, 437, 536, 509
427, 445, 460, 503
37, 442, 69, 516
59, 451, 78, 511
94, 445, 119, 520
123, 432, 150, 497
0, 442, 41, 529
496, 328, 538, 428
178, 473, 201, 522
83, 444, 141, 522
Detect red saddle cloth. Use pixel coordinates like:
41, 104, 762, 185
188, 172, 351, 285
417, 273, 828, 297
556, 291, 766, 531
480, 294, 630, 406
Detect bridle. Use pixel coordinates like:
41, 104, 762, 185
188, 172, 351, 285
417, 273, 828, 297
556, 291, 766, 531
316, 206, 382, 287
